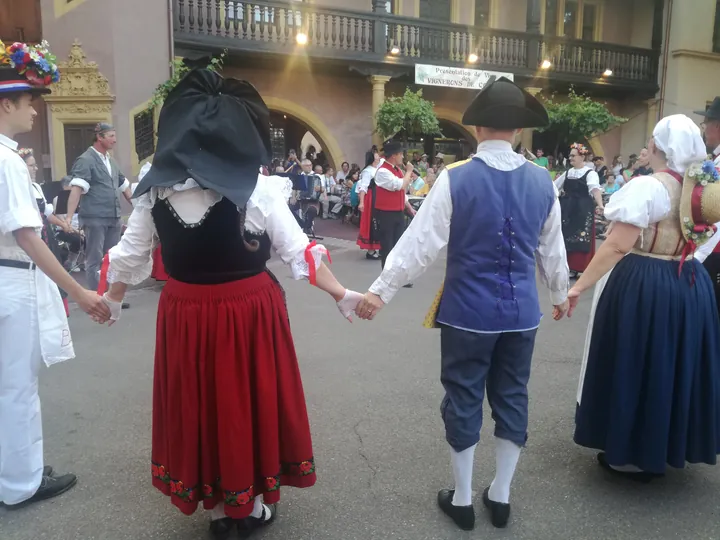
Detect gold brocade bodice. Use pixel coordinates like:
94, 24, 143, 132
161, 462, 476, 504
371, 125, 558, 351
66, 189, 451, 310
633, 172, 685, 257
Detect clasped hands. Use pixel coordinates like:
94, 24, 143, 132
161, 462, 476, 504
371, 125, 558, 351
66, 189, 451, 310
336, 290, 384, 322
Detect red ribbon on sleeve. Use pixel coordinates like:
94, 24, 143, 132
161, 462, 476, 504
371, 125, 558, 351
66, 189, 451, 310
304, 241, 331, 286
97, 253, 110, 295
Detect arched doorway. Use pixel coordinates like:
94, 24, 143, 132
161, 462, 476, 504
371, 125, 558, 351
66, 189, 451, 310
262, 97, 345, 169
268, 112, 332, 168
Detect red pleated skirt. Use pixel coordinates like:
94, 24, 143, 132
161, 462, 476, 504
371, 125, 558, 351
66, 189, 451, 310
151, 272, 316, 519
567, 221, 596, 273
357, 191, 381, 251
151, 245, 169, 281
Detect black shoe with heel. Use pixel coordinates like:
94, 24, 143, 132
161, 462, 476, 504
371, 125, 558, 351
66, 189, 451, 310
237, 503, 277, 538
209, 517, 234, 540
437, 489, 475, 531
483, 487, 511, 528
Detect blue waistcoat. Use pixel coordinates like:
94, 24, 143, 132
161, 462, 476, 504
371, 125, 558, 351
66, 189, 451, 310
437, 158, 556, 333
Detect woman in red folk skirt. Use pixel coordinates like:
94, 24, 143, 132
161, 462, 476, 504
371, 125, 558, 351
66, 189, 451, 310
554, 143, 605, 278
357, 149, 381, 259
98, 69, 363, 539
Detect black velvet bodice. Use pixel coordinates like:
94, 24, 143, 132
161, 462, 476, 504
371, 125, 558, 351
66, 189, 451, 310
151, 197, 271, 284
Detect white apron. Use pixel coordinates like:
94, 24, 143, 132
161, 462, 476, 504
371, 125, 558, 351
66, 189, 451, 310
35, 268, 75, 366
576, 270, 612, 405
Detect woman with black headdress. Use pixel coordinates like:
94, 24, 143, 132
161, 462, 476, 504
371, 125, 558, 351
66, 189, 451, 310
98, 69, 362, 538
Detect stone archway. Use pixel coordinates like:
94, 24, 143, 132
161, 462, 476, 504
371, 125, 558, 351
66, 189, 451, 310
44, 40, 115, 177
433, 107, 478, 144
263, 96, 346, 169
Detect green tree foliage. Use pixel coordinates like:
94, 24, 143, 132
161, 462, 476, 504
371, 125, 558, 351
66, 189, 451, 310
538, 88, 626, 154
375, 89, 441, 142
148, 52, 226, 112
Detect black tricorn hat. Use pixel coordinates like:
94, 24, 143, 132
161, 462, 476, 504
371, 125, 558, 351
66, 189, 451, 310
133, 69, 272, 208
462, 77, 549, 130
694, 97, 720, 122
382, 140, 403, 157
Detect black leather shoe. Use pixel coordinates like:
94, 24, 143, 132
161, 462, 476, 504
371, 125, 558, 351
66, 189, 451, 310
437, 489, 475, 531
209, 517, 234, 540
43, 465, 53, 477
597, 453, 660, 483
483, 487, 510, 528
237, 503, 277, 537
7, 473, 77, 508
403, 283, 414, 288
121, 303, 130, 310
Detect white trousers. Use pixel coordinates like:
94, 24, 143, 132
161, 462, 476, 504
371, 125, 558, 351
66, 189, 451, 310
321, 194, 343, 216
0, 267, 44, 505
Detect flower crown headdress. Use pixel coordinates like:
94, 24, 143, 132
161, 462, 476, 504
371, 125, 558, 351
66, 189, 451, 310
570, 142, 589, 156
18, 148, 33, 159
0, 40, 60, 86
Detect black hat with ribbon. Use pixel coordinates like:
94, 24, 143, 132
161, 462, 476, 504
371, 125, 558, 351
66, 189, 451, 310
382, 140, 404, 157
133, 69, 272, 208
462, 76, 549, 130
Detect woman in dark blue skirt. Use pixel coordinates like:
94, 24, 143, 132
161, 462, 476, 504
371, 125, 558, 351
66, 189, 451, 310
567, 114, 720, 481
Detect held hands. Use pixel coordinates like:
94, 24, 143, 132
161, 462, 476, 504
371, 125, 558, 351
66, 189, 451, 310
336, 289, 364, 322
73, 289, 111, 322
552, 299, 570, 321
356, 292, 385, 320
101, 293, 123, 326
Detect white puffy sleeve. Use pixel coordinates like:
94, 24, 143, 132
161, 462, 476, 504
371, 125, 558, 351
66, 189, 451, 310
0, 156, 42, 233
107, 192, 156, 285
248, 176, 328, 281
586, 171, 601, 194
553, 171, 567, 191
603, 176, 672, 229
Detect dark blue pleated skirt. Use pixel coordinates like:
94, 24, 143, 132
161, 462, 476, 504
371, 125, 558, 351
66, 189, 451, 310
574, 254, 720, 474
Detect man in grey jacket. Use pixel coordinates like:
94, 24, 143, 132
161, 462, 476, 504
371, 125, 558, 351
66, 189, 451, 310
64, 123, 132, 297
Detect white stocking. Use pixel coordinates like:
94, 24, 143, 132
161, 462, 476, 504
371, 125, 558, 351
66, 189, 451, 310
450, 444, 477, 506
488, 437, 521, 504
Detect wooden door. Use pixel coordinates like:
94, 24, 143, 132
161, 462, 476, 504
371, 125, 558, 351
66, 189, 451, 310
64, 124, 96, 173
0, 0, 42, 43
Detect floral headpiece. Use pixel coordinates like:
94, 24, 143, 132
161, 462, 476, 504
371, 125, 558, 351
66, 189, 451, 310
570, 143, 589, 156
0, 40, 60, 88
18, 148, 33, 160
678, 160, 720, 280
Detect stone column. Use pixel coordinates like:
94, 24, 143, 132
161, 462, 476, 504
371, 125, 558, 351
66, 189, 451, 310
520, 87, 543, 152
526, 0, 542, 69
370, 75, 392, 147
646, 98, 660, 140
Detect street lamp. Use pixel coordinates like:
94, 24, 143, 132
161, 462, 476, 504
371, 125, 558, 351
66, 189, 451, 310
296, 32, 308, 45
468, 53, 478, 63
603, 68, 613, 77
390, 45, 400, 55
540, 59, 552, 70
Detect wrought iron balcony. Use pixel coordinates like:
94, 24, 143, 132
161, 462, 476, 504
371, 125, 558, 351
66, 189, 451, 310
173, 0, 659, 91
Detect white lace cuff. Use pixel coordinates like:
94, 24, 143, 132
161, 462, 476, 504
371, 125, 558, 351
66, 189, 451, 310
107, 259, 154, 286
289, 243, 330, 282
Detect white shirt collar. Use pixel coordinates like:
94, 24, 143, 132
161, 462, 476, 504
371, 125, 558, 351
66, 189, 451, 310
0, 133, 18, 152
476, 140, 514, 153
473, 140, 527, 172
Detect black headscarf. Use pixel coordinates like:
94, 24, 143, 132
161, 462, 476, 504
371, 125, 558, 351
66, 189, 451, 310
133, 69, 272, 208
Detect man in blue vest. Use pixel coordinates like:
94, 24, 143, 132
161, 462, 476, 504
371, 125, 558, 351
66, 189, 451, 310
356, 77, 569, 531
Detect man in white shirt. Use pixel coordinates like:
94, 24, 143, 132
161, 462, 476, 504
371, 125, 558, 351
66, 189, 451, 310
65, 123, 132, 299
336, 161, 350, 181
372, 141, 414, 268
694, 97, 720, 315
356, 77, 569, 532
0, 43, 108, 509
319, 165, 342, 219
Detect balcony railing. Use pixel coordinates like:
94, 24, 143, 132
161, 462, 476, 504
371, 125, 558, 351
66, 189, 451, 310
174, 0, 658, 87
